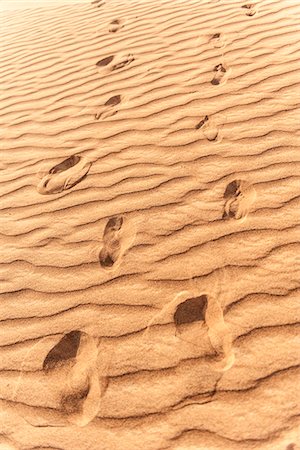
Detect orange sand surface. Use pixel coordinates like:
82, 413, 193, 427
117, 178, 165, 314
0, 0, 299, 449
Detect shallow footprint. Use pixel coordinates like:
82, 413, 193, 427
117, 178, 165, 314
242, 3, 257, 16
196, 115, 221, 142
92, 0, 105, 6
111, 54, 134, 71
43, 331, 103, 427
206, 301, 235, 372
37, 155, 91, 195
99, 216, 124, 269
223, 179, 256, 221
109, 19, 123, 33
211, 63, 229, 86
95, 95, 121, 120
210, 32, 226, 49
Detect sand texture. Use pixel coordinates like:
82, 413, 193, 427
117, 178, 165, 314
0, 0, 300, 448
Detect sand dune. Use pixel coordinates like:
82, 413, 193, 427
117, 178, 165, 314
0, 0, 299, 449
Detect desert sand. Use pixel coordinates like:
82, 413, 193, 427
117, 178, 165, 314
0, 0, 299, 448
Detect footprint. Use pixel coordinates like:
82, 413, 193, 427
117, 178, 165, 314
96, 55, 114, 67
143, 291, 204, 341
99, 216, 124, 269
242, 3, 257, 16
211, 63, 230, 86
109, 19, 123, 33
222, 179, 256, 221
210, 32, 226, 49
37, 155, 91, 195
111, 54, 134, 71
95, 95, 121, 120
43, 331, 104, 427
143, 290, 234, 371
99, 215, 136, 269
96, 54, 134, 71
196, 115, 221, 142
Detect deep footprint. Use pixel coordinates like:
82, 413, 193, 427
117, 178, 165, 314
43, 331, 102, 427
211, 63, 228, 86
37, 155, 91, 195
99, 216, 124, 268
174, 295, 207, 329
223, 179, 256, 221
96, 55, 114, 67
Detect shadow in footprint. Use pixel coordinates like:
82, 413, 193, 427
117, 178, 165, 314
222, 179, 256, 221
211, 63, 229, 86
99, 216, 123, 269
95, 95, 121, 120
195, 115, 209, 130
49, 155, 80, 175
242, 3, 257, 16
43, 331, 103, 427
37, 155, 91, 195
174, 295, 207, 330
96, 55, 114, 67
43, 331, 81, 372
61, 382, 90, 415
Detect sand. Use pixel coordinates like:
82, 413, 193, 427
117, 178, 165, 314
0, 0, 299, 449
